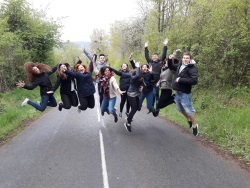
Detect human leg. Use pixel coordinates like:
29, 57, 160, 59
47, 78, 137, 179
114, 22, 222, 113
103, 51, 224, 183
108, 97, 118, 122
177, 92, 198, 136
28, 95, 49, 112
78, 97, 88, 111
61, 94, 72, 109
145, 91, 154, 113
47, 94, 57, 107
70, 91, 79, 107
152, 83, 160, 108
101, 97, 109, 115
87, 94, 95, 109
127, 96, 139, 124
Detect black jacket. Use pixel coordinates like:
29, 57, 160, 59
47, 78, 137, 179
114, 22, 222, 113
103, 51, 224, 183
142, 72, 154, 93
167, 58, 198, 94
23, 66, 57, 96
144, 45, 167, 83
111, 68, 132, 91
52, 76, 76, 95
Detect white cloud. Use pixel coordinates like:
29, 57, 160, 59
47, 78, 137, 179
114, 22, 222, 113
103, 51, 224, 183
28, 0, 139, 42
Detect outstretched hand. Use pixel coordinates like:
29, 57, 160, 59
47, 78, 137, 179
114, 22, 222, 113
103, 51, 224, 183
169, 54, 174, 59
129, 52, 133, 59
163, 38, 168, 46
16, 80, 25, 88
119, 90, 126, 95
144, 42, 148, 48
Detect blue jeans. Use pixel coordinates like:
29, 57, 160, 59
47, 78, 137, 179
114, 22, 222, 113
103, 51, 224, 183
101, 96, 117, 117
152, 83, 159, 108
175, 92, 195, 116
139, 91, 154, 112
28, 94, 57, 112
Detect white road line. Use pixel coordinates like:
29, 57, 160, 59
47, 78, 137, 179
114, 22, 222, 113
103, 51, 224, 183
97, 107, 101, 122
99, 130, 109, 188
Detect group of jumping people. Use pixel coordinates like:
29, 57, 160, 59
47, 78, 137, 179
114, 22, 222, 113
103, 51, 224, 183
16, 39, 198, 136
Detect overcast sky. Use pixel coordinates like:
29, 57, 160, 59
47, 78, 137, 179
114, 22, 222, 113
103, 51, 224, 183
28, 0, 140, 42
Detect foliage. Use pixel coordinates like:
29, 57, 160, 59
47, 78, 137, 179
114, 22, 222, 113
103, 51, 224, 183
0, 0, 62, 92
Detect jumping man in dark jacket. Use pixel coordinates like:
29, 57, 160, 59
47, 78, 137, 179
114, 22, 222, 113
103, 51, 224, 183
167, 52, 199, 136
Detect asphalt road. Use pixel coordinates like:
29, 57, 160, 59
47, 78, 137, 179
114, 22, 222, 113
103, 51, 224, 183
0, 94, 250, 188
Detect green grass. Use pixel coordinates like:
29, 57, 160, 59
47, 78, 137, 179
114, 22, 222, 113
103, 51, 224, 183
0, 88, 60, 140
160, 87, 250, 162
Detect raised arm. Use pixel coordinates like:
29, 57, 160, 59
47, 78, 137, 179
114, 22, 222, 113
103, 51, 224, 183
144, 41, 152, 63
167, 54, 178, 71
160, 39, 168, 61
89, 54, 97, 74
129, 52, 136, 69
82, 45, 92, 61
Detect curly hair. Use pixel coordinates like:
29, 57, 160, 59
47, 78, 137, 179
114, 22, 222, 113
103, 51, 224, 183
24, 62, 51, 83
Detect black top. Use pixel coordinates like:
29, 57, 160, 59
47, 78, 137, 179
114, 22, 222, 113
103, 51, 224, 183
144, 45, 168, 83
167, 58, 198, 94
23, 66, 57, 96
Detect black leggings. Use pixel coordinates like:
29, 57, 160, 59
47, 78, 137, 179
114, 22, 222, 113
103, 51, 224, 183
127, 95, 140, 124
61, 91, 78, 109
120, 91, 130, 113
157, 89, 175, 109
78, 94, 95, 110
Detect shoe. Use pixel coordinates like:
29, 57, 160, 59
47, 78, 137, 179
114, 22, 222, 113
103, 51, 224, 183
58, 102, 63, 111
125, 112, 129, 117
78, 106, 81, 113
119, 112, 122, 118
101, 112, 104, 116
153, 109, 159, 117
124, 123, 131, 132
125, 117, 133, 122
188, 121, 192, 128
192, 124, 198, 136
147, 110, 153, 114
114, 115, 118, 123
21, 98, 29, 106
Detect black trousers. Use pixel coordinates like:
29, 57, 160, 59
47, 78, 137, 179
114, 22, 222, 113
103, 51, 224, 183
127, 95, 140, 124
120, 91, 130, 113
157, 89, 175, 110
78, 94, 95, 110
61, 91, 78, 109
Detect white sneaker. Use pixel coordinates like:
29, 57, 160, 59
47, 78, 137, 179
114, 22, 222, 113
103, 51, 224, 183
21, 98, 29, 107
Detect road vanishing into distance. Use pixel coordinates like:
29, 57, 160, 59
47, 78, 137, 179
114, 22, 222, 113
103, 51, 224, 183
1, 93, 250, 188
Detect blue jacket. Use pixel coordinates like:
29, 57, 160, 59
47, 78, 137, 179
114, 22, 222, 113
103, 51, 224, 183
64, 70, 95, 97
